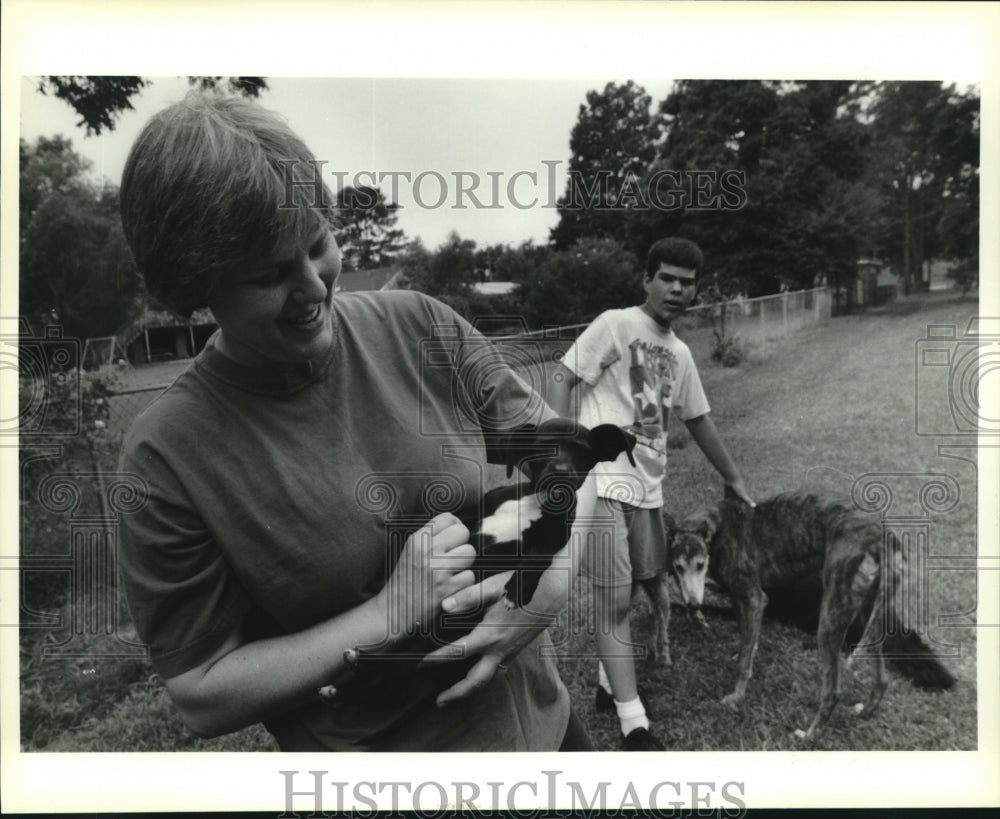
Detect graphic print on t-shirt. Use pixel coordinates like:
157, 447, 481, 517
627, 338, 679, 457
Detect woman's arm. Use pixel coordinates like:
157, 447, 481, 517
163, 513, 475, 737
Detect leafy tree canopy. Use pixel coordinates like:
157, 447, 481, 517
20, 137, 140, 340
549, 79, 980, 302
36, 75, 268, 134
334, 185, 406, 271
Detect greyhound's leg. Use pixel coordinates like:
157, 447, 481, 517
796, 605, 840, 739
796, 579, 859, 740
639, 575, 671, 667
722, 585, 767, 708
855, 588, 889, 719
858, 647, 888, 718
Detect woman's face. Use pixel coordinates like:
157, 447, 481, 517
209, 227, 342, 367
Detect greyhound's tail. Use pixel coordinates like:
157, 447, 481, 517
869, 534, 957, 691
882, 632, 956, 690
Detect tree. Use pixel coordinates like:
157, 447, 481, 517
36, 76, 268, 134
334, 185, 406, 271
19, 137, 141, 340
395, 233, 529, 323
399, 232, 477, 297
933, 85, 980, 268
519, 237, 639, 328
474, 241, 551, 286
19, 135, 92, 230
862, 81, 979, 294
550, 81, 657, 250
629, 80, 876, 298
863, 82, 947, 293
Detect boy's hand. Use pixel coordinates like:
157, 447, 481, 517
724, 479, 756, 507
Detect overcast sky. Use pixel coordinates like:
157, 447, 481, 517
20, 75, 676, 250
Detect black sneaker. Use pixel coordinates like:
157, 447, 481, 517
622, 726, 665, 751
595, 686, 656, 719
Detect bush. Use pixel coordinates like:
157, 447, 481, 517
710, 331, 746, 367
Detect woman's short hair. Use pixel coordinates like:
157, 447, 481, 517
120, 92, 335, 316
645, 237, 703, 279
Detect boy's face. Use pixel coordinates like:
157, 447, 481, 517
209, 227, 341, 367
643, 262, 697, 328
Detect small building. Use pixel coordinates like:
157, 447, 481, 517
472, 281, 517, 297
117, 307, 218, 365
832, 259, 897, 314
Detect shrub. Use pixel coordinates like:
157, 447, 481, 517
711, 331, 746, 367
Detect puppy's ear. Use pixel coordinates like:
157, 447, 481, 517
496, 424, 537, 478
589, 424, 637, 467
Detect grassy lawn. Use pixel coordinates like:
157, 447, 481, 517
19, 290, 980, 752
557, 290, 980, 751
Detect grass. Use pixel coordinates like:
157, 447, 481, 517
555, 290, 980, 751
19, 290, 979, 752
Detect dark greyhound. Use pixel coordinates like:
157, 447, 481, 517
665, 492, 955, 739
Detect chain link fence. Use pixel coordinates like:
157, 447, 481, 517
490, 285, 833, 372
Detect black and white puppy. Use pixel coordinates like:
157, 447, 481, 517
322, 418, 637, 704
469, 417, 638, 609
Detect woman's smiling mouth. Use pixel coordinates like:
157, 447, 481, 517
283, 304, 322, 326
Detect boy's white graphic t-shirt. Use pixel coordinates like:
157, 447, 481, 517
563, 306, 710, 508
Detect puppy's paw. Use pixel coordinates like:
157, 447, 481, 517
343, 648, 359, 666
852, 702, 865, 715
317, 684, 338, 702
793, 728, 809, 740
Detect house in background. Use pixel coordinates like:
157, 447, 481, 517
831, 259, 898, 314
117, 307, 217, 365
856, 258, 898, 307
472, 281, 517, 297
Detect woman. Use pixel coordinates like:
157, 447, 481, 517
117, 92, 591, 751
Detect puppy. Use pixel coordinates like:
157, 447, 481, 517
322, 418, 637, 705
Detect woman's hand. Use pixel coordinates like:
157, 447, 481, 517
375, 513, 478, 639
418, 571, 561, 707
162, 514, 479, 738
416, 475, 594, 708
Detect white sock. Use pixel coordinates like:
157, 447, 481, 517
597, 661, 613, 694
615, 696, 649, 736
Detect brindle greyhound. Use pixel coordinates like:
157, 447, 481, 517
666, 492, 954, 739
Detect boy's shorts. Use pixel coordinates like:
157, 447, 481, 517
579, 496, 668, 589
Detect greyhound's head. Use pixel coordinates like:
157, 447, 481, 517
664, 508, 718, 614
498, 418, 637, 512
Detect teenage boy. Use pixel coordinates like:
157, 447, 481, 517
549, 237, 754, 750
